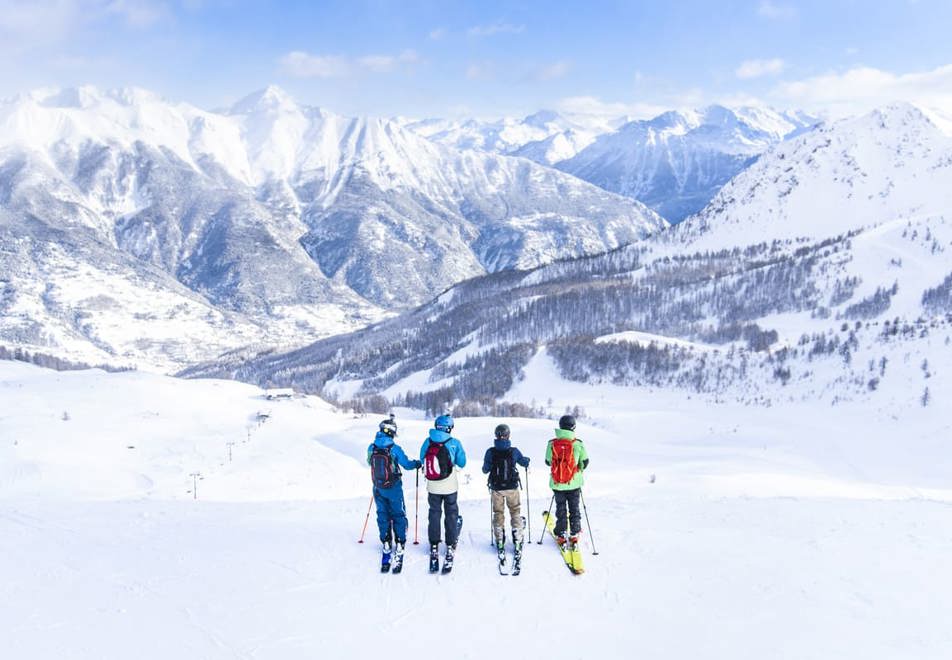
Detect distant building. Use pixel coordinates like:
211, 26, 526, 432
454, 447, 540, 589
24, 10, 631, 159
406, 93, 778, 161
264, 388, 295, 400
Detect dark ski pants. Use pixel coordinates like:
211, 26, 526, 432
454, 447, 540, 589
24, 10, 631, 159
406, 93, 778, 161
553, 488, 581, 537
374, 484, 408, 544
428, 492, 459, 547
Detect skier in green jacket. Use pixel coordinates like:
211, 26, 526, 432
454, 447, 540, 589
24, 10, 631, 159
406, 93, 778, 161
545, 414, 589, 547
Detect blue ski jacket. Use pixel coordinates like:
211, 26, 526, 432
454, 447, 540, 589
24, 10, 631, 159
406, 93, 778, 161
418, 429, 467, 467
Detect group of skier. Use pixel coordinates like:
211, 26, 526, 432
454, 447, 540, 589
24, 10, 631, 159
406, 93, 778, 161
365, 412, 589, 575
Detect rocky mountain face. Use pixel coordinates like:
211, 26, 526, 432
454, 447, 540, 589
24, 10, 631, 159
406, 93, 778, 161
556, 105, 818, 222
0, 86, 666, 370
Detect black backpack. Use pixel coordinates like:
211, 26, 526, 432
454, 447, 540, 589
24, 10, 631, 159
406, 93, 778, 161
371, 446, 400, 488
488, 447, 519, 490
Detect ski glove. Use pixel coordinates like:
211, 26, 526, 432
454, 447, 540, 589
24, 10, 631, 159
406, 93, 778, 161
412, 460, 422, 469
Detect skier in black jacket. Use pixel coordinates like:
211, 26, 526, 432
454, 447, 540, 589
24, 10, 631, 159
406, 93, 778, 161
482, 424, 530, 553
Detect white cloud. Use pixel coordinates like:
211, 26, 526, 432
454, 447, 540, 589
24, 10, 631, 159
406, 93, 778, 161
429, 27, 446, 40
466, 62, 494, 81
736, 58, 786, 79
468, 21, 525, 37
556, 95, 668, 121
757, 1, 797, 19
105, 0, 167, 27
279, 49, 419, 78
356, 49, 419, 73
279, 51, 349, 78
771, 64, 952, 117
531, 60, 571, 82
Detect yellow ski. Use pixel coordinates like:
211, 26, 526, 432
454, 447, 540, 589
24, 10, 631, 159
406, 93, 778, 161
543, 511, 583, 575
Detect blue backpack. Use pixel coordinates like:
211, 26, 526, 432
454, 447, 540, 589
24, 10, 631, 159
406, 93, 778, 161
371, 446, 400, 488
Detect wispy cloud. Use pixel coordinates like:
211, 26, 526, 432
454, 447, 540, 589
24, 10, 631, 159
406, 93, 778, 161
529, 60, 571, 82
556, 95, 669, 121
468, 21, 525, 37
279, 52, 349, 78
105, 0, 168, 27
757, 1, 797, 20
357, 49, 419, 73
429, 27, 446, 40
279, 49, 419, 78
771, 63, 952, 117
735, 58, 786, 79
466, 61, 494, 81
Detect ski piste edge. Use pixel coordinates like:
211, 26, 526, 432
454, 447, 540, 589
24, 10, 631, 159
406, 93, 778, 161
543, 510, 583, 575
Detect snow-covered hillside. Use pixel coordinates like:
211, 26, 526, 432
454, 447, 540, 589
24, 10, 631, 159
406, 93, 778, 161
196, 105, 951, 418
2, 359, 950, 659
558, 105, 818, 221
0, 86, 665, 370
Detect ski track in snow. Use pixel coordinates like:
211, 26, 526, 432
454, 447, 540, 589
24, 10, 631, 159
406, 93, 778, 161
1, 360, 951, 659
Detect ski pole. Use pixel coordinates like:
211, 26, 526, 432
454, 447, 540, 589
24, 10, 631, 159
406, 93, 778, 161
358, 494, 375, 543
413, 467, 420, 545
580, 490, 599, 555
524, 466, 531, 544
489, 487, 495, 547
537, 493, 555, 544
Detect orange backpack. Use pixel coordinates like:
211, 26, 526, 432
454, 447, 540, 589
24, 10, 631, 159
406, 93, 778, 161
550, 439, 578, 484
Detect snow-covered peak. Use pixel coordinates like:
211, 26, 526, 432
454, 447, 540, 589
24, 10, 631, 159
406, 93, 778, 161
557, 104, 819, 221
228, 85, 301, 116
675, 102, 952, 251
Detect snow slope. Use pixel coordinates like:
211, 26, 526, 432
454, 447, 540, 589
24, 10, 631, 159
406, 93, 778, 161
2, 360, 951, 659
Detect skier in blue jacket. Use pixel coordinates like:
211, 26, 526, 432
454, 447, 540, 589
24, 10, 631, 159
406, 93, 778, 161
367, 417, 421, 562
419, 414, 466, 570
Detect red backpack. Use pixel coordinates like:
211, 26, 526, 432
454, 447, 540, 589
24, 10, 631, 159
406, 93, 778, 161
424, 441, 453, 480
550, 439, 578, 484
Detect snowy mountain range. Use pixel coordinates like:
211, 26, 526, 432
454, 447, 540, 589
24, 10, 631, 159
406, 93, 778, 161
188, 103, 951, 414
403, 105, 819, 223
0, 85, 665, 371
397, 109, 625, 165
557, 105, 818, 221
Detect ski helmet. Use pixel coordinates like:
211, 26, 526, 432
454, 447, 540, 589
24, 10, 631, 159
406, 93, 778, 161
379, 418, 397, 437
558, 414, 576, 431
494, 424, 510, 439
434, 414, 454, 433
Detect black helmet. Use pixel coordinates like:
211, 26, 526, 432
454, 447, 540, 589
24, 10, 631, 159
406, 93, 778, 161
558, 414, 576, 431
379, 418, 397, 437
494, 423, 510, 439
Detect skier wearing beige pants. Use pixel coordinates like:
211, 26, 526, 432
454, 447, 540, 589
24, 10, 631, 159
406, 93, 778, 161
491, 489, 524, 543
482, 424, 531, 548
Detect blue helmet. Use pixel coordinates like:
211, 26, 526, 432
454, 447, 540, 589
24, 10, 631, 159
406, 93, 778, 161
434, 414, 454, 433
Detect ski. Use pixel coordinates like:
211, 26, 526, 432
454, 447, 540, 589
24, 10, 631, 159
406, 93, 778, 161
511, 547, 522, 576
543, 510, 582, 575
496, 544, 509, 576
568, 539, 585, 574
442, 545, 455, 574
391, 543, 405, 574
512, 515, 525, 576
441, 515, 463, 575
429, 544, 439, 574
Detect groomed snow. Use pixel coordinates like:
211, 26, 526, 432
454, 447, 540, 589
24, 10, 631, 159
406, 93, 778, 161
2, 360, 950, 659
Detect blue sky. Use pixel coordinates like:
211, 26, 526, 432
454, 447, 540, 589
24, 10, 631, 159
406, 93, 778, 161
1, 0, 951, 118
